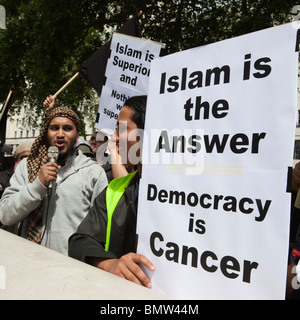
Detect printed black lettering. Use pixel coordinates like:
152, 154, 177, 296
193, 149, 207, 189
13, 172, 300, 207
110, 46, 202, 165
205, 65, 230, 86
149, 232, 259, 283
243, 261, 259, 283
253, 57, 272, 78
159, 66, 231, 95
220, 256, 240, 279
229, 133, 249, 154
146, 184, 272, 222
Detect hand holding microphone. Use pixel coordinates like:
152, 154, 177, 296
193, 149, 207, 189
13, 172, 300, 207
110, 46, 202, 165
47, 146, 59, 189
38, 146, 59, 188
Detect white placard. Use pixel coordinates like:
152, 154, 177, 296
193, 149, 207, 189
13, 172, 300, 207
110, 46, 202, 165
96, 33, 164, 134
137, 23, 299, 300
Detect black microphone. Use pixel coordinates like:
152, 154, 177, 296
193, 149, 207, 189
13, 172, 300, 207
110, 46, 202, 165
47, 146, 59, 189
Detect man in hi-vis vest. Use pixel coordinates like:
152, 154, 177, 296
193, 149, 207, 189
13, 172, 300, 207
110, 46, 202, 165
68, 96, 155, 289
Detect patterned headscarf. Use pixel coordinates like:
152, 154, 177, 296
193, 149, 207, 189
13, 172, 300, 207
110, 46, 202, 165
26, 106, 81, 243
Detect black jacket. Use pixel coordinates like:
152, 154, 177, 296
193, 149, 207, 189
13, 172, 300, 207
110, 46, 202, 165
68, 173, 139, 261
0, 168, 13, 199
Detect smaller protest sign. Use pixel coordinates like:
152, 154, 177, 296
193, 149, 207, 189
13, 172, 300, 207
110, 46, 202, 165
96, 33, 165, 135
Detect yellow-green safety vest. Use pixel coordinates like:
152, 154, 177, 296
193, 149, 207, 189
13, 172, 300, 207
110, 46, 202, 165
105, 170, 138, 251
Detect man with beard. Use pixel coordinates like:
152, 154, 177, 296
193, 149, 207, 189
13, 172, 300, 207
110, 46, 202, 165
0, 107, 108, 255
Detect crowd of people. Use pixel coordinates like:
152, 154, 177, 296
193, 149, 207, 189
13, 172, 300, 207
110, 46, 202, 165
0, 94, 299, 299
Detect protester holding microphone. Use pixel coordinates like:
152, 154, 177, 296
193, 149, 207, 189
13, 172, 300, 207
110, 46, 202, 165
0, 106, 108, 255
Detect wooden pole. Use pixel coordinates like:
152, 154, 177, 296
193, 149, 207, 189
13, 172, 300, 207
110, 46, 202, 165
0, 90, 12, 123
52, 72, 80, 98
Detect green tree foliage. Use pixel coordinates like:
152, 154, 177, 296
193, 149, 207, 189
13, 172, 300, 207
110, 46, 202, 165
135, 0, 297, 53
0, 0, 298, 132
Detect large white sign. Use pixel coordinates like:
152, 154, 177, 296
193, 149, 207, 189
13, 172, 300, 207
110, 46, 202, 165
137, 23, 299, 299
96, 33, 164, 134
